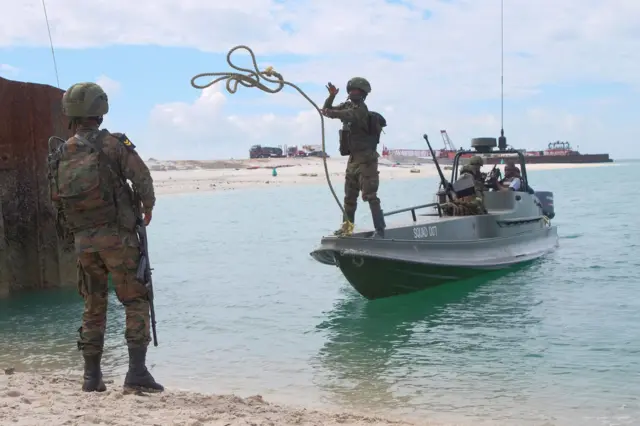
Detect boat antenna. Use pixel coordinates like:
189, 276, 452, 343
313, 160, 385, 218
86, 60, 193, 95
498, 0, 506, 151
41, 0, 60, 88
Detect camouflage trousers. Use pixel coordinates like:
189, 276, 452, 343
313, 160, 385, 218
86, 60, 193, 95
76, 246, 151, 355
441, 197, 486, 216
343, 152, 381, 222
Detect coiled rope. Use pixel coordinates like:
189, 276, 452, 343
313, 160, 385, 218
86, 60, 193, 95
190, 45, 344, 217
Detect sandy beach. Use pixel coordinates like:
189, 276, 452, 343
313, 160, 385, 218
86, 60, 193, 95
0, 372, 423, 426
148, 156, 617, 196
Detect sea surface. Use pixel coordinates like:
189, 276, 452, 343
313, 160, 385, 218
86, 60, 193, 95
1, 162, 639, 426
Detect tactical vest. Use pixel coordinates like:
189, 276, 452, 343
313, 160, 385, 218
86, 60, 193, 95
339, 103, 386, 155
50, 130, 121, 232
457, 167, 485, 205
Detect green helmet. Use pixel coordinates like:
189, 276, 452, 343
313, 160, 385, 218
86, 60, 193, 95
346, 77, 371, 94
61, 82, 109, 118
468, 155, 483, 166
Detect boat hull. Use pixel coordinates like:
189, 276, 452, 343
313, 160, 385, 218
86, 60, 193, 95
311, 189, 560, 300
332, 254, 508, 300
311, 223, 558, 300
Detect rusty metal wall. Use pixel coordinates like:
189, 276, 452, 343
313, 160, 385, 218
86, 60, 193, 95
0, 76, 76, 298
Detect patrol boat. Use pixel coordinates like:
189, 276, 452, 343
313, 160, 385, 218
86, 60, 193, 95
309, 136, 559, 300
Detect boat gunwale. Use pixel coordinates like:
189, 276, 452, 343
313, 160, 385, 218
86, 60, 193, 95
317, 222, 557, 247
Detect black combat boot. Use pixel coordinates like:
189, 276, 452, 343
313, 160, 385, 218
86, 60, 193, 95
123, 347, 164, 393
369, 203, 386, 238
82, 353, 107, 392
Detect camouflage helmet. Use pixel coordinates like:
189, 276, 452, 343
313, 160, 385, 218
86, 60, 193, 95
468, 155, 484, 166
346, 77, 371, 94
61, 82, 109, 118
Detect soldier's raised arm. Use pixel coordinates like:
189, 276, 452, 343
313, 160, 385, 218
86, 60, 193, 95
323, 104, 368, 124
323, 81, 352, 111
323, 92, 336, 110
324, 77, 372, 122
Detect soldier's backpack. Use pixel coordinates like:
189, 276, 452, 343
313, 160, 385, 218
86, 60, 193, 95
368, 111, 387, 144
52, 130, 119, 232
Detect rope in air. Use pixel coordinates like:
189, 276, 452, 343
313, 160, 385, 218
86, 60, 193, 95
190, 45, 345, 217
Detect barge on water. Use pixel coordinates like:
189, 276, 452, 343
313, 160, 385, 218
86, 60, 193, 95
490, 140, 613, 164
382, 138, 613, 165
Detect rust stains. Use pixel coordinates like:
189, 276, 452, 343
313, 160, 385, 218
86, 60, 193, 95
0, 76, 76, 297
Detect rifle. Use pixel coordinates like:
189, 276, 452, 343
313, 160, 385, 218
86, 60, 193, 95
423, 134, 455, 202
135, 217, 158, 347
483, 164, 501, 190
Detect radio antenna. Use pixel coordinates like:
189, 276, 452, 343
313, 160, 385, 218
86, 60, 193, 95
498, 0, 506, 150
41, 0, 60, 88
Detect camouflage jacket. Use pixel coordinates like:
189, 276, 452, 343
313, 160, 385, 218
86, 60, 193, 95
50, 125, 155, 253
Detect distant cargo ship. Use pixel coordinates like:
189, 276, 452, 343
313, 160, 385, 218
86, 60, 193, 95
481, 141, 613, 164
382, 132, 613, 165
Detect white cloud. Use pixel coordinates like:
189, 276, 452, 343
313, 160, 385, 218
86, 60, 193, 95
92, 75, 121, 130
96, 74, 121, 96
4, 0, 639, 89
145, 85, 330, 159
0, 64, 19, 76
3, 0, 638, 159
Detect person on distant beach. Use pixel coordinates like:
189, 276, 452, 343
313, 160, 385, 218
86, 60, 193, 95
440, 155, 487, 216
321, 77, 387, 237
48, 82, 163, 393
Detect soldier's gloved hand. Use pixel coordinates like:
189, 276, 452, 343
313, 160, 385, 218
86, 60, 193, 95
326, 82, 339, 96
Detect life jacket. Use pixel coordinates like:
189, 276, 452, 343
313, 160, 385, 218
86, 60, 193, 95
50, 130, 120, 232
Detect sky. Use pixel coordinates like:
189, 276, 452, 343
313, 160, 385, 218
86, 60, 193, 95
0, 0, 638, 160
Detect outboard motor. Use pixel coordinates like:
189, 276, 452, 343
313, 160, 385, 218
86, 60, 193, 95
534, 191, 555, 219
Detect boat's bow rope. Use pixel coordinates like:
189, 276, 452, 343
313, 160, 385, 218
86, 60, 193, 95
190, 45, 345, 217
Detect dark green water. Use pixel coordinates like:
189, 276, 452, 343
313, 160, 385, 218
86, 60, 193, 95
1, 163, 638, 425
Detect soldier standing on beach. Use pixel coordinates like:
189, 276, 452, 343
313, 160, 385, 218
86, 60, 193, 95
321, 77, 387, 237
48, 82, 163, 393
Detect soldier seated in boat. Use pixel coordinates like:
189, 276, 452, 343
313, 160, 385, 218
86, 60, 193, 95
440, 155, 487, 216
494, 160, 522, 192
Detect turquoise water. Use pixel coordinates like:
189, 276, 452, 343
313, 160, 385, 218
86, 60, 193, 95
1, 163, 639, 425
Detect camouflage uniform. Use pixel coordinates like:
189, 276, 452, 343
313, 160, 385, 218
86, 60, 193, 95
322, 77, 386, 237
441, 155, 487, 216
50, 82, 163, 393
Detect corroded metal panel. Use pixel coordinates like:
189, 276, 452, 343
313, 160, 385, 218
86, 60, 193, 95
0, 76, 75, 297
